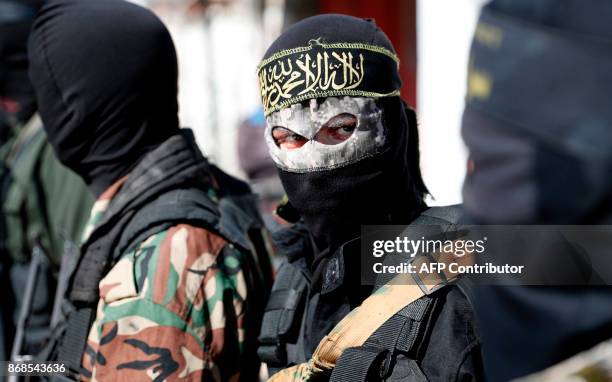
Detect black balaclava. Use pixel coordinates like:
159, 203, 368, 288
28, 0, 180, 196
259, 14, 428, 252
0, 0, 43, 142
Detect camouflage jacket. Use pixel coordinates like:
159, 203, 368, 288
79, 132, 267, 381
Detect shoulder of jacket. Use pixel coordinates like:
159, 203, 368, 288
412, 204, 464, 226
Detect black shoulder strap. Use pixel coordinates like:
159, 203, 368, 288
330, 205, 464, 381
257, 260, 308, 370
330, 296, 439, 382
117, 184, 273, 295
115, 185, 270, 260
114, 187, 222, 259
212, 165, 274, 290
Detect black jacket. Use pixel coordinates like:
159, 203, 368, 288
259, 209, 485, 381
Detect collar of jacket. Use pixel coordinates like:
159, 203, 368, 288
273, 224, 362, 295
88, 128, 208, 237
69, 128, 210, 304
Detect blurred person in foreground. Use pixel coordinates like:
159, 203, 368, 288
462, 0, 612, 380
256, 14, 485, 381
0, 0, 93, 361
28, 0, 272, 380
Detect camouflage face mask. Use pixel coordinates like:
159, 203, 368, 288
265, 96, 386, 173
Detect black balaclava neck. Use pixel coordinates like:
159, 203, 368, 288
28, 0, 180, 196
0, 0, 43, 142
261, 15, 428, 254
280, 97, 425, 253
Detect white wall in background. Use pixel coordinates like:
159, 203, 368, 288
130, 0, 265, 180
417, 0, 488, 205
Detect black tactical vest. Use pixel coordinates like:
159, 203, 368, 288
259, 205, 484, 381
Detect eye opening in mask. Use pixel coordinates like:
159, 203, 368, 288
271, 112, 358, 150
271, 126, 308, 149
314, 112, 357, 145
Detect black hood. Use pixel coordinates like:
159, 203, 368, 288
262, 14, 428, 251
28, 0, 180, 196
0, 0, 43, 141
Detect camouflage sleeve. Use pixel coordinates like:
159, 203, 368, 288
81, 224, 251, 381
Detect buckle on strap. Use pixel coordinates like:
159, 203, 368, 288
412, 273, 447, 296
411, 252, 453, 296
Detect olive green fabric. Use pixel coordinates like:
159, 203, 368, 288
2, 115, 93, 265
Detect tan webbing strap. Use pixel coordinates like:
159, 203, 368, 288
267, 241, 475, 382
267, 274, 429, 382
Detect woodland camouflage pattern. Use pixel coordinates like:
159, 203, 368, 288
81, 179, 250, 381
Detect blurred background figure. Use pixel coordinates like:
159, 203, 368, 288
0, 0, 93, 361
462, 0, 612, 380
236, 107, 287, 232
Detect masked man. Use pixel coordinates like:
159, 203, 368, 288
0, 0, 93, 361
256, 14, 484, 381
28, 0, 271, 380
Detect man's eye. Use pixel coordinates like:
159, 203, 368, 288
285, 134, 304, 143
315, 113, 357, 145
338, 125, 356, 134
271, 127, 308, 150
